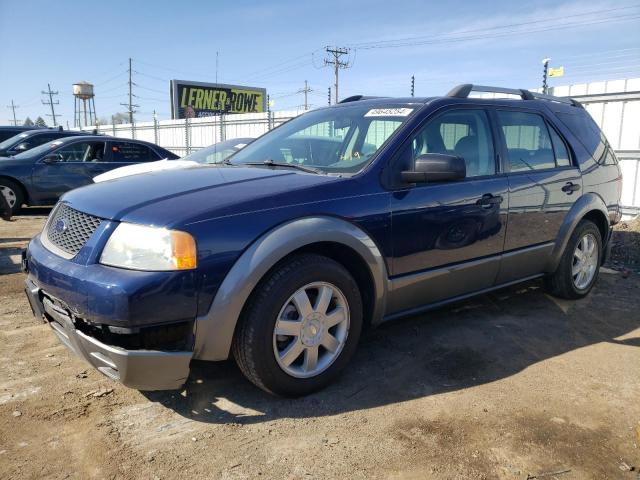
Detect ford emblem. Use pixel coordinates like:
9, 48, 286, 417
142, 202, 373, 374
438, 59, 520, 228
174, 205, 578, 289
54, 218, 68, 234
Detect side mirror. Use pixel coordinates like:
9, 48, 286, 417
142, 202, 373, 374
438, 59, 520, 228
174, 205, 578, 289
401, 153, 466, 183
14, 143, 29, 152
42, 153, 61, 164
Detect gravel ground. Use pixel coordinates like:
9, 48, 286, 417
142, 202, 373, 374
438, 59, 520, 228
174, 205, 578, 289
0, 210, 639, 479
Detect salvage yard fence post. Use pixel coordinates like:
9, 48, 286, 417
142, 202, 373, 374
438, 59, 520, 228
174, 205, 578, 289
219, 113, 225, 142
185, 117, 191, 155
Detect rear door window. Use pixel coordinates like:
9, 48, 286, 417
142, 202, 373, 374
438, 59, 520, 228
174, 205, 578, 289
496, 111, 557, 172
110, 142, 159, 162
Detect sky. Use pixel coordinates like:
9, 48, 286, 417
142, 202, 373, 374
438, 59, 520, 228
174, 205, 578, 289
0, 0, 639, 125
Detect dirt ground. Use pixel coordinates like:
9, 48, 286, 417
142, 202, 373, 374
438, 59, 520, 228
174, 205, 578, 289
1, 210, 639, 480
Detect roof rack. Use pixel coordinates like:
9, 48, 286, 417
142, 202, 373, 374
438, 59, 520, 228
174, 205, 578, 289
338, 95, 383, 103
447, 84, 581, 107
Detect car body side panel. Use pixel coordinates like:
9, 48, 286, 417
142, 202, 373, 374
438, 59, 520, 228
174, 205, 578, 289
543, 192, 610, 273
192, 216, 389, 361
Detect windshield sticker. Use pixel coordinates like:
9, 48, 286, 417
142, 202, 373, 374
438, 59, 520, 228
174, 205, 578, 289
364, 108, 413, 117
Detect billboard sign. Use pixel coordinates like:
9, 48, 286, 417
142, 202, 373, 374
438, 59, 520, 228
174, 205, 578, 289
170, 80, 266, 119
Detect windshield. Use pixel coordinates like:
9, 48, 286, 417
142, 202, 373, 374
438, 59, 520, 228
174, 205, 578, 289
13, 140, 64, 159
182, 138, 253, 164
0, 132, 30, 150
228, 104, 415, 174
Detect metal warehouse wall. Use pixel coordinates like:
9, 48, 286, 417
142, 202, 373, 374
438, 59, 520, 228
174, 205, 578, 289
551, 79, 640, 214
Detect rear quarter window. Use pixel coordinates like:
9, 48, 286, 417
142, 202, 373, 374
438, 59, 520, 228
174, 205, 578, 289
554, 110, 606, 158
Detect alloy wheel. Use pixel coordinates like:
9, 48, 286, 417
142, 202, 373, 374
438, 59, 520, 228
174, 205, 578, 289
0, 186, 16, 208
572, 232, 598, 290
272, 282, 350, 378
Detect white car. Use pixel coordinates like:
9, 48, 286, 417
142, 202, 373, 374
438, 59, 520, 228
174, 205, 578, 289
93, 138, 254, 183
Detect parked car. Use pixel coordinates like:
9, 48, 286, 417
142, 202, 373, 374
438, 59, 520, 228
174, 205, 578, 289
93, 137, 254, 183
0, 127, 93, 157
23, 85, 622, 396
0, 135, 178, 213
0, 126, 44, 143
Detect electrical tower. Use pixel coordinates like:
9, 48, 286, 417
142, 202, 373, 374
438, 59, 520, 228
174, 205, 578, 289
411, 75, 415, 97
120, 57, 139, 124
324, 46, 350, 104
6, 100, 20, 126
42, 83, 59, 126
298, 80, 312, 110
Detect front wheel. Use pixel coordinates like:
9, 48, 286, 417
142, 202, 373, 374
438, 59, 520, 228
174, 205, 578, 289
232, 254, 363, 396
545, 220, 602, 299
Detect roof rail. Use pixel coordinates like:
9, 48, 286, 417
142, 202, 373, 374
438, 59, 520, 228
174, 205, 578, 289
447, 84, 580, 107
338, 95, 383, 103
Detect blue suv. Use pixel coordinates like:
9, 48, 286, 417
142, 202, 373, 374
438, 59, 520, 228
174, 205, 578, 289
23, 85, 623, 396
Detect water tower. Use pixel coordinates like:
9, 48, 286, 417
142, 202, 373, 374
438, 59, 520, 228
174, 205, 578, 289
73, 81, 96, 128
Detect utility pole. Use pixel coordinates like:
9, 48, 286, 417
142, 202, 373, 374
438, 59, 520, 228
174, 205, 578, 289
328, 87, 331, 106
41, 83, 59, 126
411, 75, 415, 97
542, 58, 550, 94
324, 46, 350, 104
298, 80, 312, 110
120, 57, 139, 125
6, 100, 19, 126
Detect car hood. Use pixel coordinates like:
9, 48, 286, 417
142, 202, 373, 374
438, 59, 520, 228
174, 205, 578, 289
62, 165, 343, 227
93, 159, 201, 183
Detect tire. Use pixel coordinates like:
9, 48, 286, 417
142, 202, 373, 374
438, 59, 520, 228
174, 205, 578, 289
232, 253, 363, 397
545, 220, 602, 299
0, 178, 24, 216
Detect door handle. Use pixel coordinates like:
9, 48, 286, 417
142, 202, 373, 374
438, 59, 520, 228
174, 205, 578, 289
476, 194, 503, 207
562, 182, 580, 194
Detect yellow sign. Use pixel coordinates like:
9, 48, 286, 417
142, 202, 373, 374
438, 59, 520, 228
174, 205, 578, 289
170, 80, 266, 119
549, 66, 564, 78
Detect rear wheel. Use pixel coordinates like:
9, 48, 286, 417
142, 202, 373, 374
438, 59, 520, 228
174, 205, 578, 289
545, 220, 602, 299
0, 178, 24, 216
232, 254, 363, 396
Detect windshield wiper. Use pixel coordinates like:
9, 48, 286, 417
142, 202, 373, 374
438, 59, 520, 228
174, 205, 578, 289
238, 159, 323, 175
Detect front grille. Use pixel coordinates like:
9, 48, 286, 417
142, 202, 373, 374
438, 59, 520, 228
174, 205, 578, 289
45, 203, 102, 257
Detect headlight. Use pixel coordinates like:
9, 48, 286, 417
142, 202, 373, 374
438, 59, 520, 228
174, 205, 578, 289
100, 223, 197, 271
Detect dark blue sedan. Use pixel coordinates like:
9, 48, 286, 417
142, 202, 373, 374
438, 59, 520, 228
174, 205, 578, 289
0, 135, 178, 213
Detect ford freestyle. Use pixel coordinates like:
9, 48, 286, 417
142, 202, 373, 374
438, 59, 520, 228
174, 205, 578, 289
23, 85, 622, 396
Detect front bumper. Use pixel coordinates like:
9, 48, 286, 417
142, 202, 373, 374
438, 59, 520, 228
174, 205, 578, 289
23, 232, 195, 391
25, 277, 192, 390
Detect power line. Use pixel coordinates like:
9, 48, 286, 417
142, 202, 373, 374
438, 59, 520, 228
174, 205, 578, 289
350, 5, 640, 50
325, 47, 351, 103
41, 83, 59, 126
6, 100, 20, 125
350, 11, 640, 51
